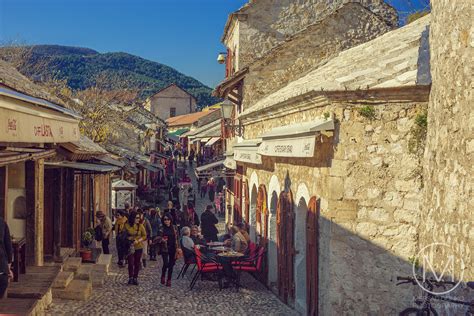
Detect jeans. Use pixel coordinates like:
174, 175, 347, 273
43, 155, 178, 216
116, 238, 125, 263
0, 274, 8, 299
102, 238, 110, 254
127, 249, 143, 278
161, 249, 176, 280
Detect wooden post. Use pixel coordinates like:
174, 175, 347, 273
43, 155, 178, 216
0, 166, 7, 220
25, 159, 44, 266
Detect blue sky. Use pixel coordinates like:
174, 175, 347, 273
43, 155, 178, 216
0, 0, 427, 88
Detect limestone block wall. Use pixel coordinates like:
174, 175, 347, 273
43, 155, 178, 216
235, 0, 397, 67
419, 0, 473, 312
242, 3, 393, 110
243, 96, 427, 314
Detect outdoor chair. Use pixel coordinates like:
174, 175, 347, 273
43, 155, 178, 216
189, 246, 222, 290
232, 246, 265, 274
176, 244, 196, 279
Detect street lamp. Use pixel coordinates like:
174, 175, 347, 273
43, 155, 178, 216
220, 100, 242, 136
217, 52, 227, 64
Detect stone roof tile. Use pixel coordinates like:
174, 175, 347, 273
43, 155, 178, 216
240, 15, 431, 119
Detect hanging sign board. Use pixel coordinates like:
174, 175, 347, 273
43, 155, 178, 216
258, 135, 315, 158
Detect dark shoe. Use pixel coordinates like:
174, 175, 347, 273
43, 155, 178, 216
142, 259, 147, 268
128, 277, 133, 285
166, 279, 171, 287
132, 277, 138, 286
161, 276, 165, 285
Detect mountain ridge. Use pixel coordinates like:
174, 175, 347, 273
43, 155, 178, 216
10, 44, 220, 108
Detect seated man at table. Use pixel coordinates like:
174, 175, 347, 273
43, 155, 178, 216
226, 226, 248, 254
190, 225, 207, 246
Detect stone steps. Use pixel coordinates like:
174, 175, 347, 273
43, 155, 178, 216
63, 257, 82, 273
52, 271, 75, 289
52, 280, 92, 301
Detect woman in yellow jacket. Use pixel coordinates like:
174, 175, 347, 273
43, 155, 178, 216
124, 210, 147, 285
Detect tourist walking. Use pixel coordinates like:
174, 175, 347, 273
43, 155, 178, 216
188, 148, 195, 167
138, 210, 152, 268
0, 217, 12, 299
207, 178, 216, 203
115, 210, 128, 267
148, 208, 162, 261
125, 211, 147, 285
96, 211, 112, 254
184, 202, 200, 227
163, 201, 177, 224
159, 214, 180, 287
200, 205, 219, 242
199, 177, 208, 198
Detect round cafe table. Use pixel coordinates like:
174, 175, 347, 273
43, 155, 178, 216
217, 252, 245, 290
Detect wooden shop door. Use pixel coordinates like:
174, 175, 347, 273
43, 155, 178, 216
306, 197, 320, 316
256, 184, 268, 285
277, 190, 295, 304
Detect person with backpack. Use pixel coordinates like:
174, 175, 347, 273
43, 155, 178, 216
115, 210, 128, 267
124, 211, 147, 285
96, 211, 112, 254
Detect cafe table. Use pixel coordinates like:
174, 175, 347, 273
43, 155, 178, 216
216, 251, 245, 290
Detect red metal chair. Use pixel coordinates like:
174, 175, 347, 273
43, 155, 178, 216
233, 246, 265, 273
189, 246, 222, 290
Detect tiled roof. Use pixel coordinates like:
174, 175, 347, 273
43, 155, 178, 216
240, 15, 431, 119
166, 109, 218, 127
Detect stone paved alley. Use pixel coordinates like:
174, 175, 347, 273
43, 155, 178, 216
45, 162, 297, 315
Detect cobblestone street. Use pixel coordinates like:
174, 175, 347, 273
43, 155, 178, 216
45, 162, 297, 315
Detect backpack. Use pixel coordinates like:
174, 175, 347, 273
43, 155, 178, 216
94, 225, 103, 241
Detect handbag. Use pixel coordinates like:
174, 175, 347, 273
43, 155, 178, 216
175, 248, 183, 260
127, 242, 135, 256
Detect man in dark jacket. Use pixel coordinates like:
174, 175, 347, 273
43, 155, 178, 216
200, 205, 219, 242
0, 217, 13, 298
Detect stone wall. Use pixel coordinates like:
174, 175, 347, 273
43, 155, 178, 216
419, 0, 473, 312
234, 0, 397, 67
242, 3, 393, 110
243, 93, 428, 314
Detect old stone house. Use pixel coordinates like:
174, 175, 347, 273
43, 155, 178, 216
144, 83, 197, 121
215, 0, 438, 313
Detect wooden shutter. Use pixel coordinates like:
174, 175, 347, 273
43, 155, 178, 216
307, 197, 320, 316
277, 191, 295, 304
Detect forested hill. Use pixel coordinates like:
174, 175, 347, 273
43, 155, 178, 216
13, 45, 220, 108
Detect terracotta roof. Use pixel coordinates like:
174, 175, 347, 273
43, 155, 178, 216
240, 15, 431, 119
166, 109, 219, 127
61, 135, 108, 156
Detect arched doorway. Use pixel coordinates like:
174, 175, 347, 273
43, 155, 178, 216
307, 197, 320, 316
268, 191, 278, 292
295, 197, 308, 314
249, 184, 258, 242
256, 184, 268, 285
277, 190, 295, 305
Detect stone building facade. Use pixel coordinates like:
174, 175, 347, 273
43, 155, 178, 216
144, 83, 197, 121
419, 0, 473, 313
242, 3, 394, 108
217, 9, 435, 314
221, 0, 397, 70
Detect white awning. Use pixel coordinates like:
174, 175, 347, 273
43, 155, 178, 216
258, 119, 334, 158
205, 137, 221, 147
194, 137, 210, 143
223, 156, 237, 170
234, 138, 262, 164
195, 160, 225, 173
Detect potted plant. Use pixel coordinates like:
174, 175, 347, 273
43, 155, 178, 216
80, 228, 95, 261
